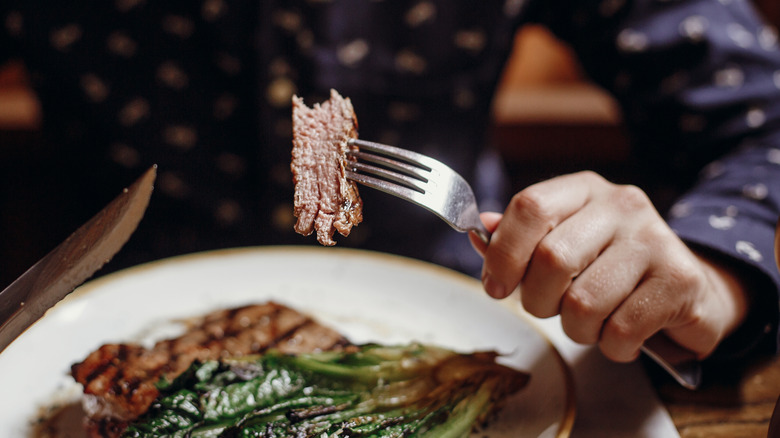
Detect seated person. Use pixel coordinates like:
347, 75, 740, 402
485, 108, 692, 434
1, 0, 778, 367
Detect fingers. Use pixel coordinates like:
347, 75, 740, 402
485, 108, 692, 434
581, 238, 707, 362
558, 242, 649, 346
482, 172, 601, 299
599, 274, 686, 362
520, 199, 616, 317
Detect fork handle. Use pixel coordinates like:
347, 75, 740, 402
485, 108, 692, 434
472, 226, 491, 245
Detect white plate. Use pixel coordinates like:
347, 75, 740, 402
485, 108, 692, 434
0, 246, 575, 437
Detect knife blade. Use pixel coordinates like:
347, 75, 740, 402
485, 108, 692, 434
0, 165, 156, 353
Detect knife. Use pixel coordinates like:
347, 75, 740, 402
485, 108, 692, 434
0, 165, 156, 353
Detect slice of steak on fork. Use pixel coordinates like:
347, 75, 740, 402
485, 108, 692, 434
291, 89, 363, 246
70, 302, 351, 437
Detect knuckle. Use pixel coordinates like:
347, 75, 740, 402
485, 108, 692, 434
535, 238, 577, 274
661, 258, 702, 293
575, 170, 606, 185
637, 220, 668, 243
509, 188, 553, 223
560, 299, 600, 344
682, 303, 707, 328
600, 318, 644, 362
630, 219, 674, 258
561, 286, 600, 321
602, 317, 642, 348
611, 184, 651, 213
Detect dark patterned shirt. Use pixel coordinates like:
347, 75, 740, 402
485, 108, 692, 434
2, 0, 780, 353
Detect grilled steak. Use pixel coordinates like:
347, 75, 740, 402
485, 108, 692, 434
70, 302, 350, 437
291, 89, 363, 246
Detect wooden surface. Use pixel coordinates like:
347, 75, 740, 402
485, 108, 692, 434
649, 356, 780, 438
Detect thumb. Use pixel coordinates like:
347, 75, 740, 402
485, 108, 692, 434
468, 212, 503, 256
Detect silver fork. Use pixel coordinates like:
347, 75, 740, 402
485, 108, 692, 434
345, 137, 702, 390
346, 138, 491, 244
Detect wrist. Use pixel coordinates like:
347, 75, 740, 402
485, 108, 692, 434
696, 254, 751, 340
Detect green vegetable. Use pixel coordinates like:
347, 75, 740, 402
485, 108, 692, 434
122, 343, 529, 438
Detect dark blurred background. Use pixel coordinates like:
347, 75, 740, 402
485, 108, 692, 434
1, 1, 778, 289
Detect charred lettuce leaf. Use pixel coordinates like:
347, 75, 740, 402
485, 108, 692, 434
122, 343, 529, 438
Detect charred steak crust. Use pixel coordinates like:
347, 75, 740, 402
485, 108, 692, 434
291, 89, 363, 246
70, 302, 351, 436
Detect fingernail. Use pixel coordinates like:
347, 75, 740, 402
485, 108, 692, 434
482, 273, 506, 299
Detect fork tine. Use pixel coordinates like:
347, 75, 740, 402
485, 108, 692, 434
348, 150, 430, 182
349, 161, 426, 193
345, 170, 425, 203
349, 138, 438, 171
346, 137, 490, 243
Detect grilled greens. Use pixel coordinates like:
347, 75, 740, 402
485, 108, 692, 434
122, 343, 529, 437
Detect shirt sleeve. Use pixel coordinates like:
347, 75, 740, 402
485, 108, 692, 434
534, 0, 780, 357
668, 136, 780, 359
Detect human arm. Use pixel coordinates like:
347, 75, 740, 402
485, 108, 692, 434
469, 172, 752, 361
477, 0, 780, 361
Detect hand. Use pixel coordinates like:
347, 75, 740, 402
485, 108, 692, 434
469, 171, 750, 362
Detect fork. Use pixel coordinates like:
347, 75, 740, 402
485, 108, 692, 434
346, 138, 491, 244
345, 137, 702, 390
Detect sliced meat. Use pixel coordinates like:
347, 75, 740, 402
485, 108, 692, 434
70, 302, 350, 435
291, 89, 363, 246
